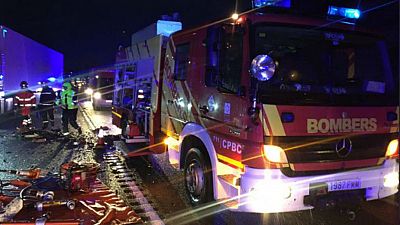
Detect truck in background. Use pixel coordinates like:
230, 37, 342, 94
84, 69, 114, 110
112, 2, 399, 214
0, 25, 63, 114
0, 25, 63, 95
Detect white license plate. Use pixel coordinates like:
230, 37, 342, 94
327, 179, 361, 192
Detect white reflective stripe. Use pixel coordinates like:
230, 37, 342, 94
394, 107, 399, 125
29, 95, 36, 100
264, 105, 286, 136
15, 96, 21, 100
40, 103, 54, 106
14, 103, 18, 106
390, 106, 399, 133
259, 109, 270, 136
41, 92, 53, 95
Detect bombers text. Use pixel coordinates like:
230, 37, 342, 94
307, 118, 377, 133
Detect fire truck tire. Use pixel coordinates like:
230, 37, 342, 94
184, 147, 213, 206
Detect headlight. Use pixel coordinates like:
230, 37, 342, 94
263, 145, 288, 163
93, 92, 101, 99
164, 137, 179, 147
386, 139, 399, 158
384, 172, 399, 188
250, 54, 276, 81
85, 88, 93, 95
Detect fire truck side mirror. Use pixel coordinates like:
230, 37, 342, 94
250, 54, 276, 82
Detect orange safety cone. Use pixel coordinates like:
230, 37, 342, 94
95, 127, 105, 149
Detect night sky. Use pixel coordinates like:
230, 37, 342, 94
0, 0, 398, 73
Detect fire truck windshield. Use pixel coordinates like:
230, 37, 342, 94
253, 25, 397, 106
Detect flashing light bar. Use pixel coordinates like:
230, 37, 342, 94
47, 77, 56, 82
327, 6, 361, 19
253, 0, 291, 8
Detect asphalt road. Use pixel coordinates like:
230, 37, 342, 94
0, 108, 94, 181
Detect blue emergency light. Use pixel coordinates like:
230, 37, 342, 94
1, 28, 7, 38
281, 112, 295, 123
327, 6, 361, 19
253, 0, 291, 8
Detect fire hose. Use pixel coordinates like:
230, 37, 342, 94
35, 200, 75, 212
0, 168, 41, 179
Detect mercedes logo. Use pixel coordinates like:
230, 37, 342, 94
335, 138, 352, 158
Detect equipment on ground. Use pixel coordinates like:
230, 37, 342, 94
0, 168, 41, 179
59, 162, 99, 192
35, 199, 75, 212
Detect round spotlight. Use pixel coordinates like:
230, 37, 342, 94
231, 13, 239, 20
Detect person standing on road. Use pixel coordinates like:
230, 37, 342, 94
59, 82, 82, 135
39, 82, 57, 129
14, 81, 36, 132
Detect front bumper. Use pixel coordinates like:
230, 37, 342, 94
235, 159, 398, 213
93, 99, 113, 108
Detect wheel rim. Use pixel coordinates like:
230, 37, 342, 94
185, 158, 205, 203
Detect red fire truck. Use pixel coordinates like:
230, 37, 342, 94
112, 2, 399, 213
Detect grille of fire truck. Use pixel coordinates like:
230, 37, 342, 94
264, 134, 395, 177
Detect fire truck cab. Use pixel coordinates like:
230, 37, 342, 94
113, 2, 399, 214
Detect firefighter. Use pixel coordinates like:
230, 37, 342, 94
14, 81, 36, 132
59, 82, 82, 135
39, 81, 56, 129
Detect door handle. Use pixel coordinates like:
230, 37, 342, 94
199, 105, 209, 114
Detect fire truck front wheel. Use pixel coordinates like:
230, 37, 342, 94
184, 147, 213, 206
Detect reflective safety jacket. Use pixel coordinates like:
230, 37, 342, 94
14, 90, 36, 116
60, 89, 78, 110
39, 86, 56, 107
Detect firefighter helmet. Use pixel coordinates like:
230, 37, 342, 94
20, 81, 29, 89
